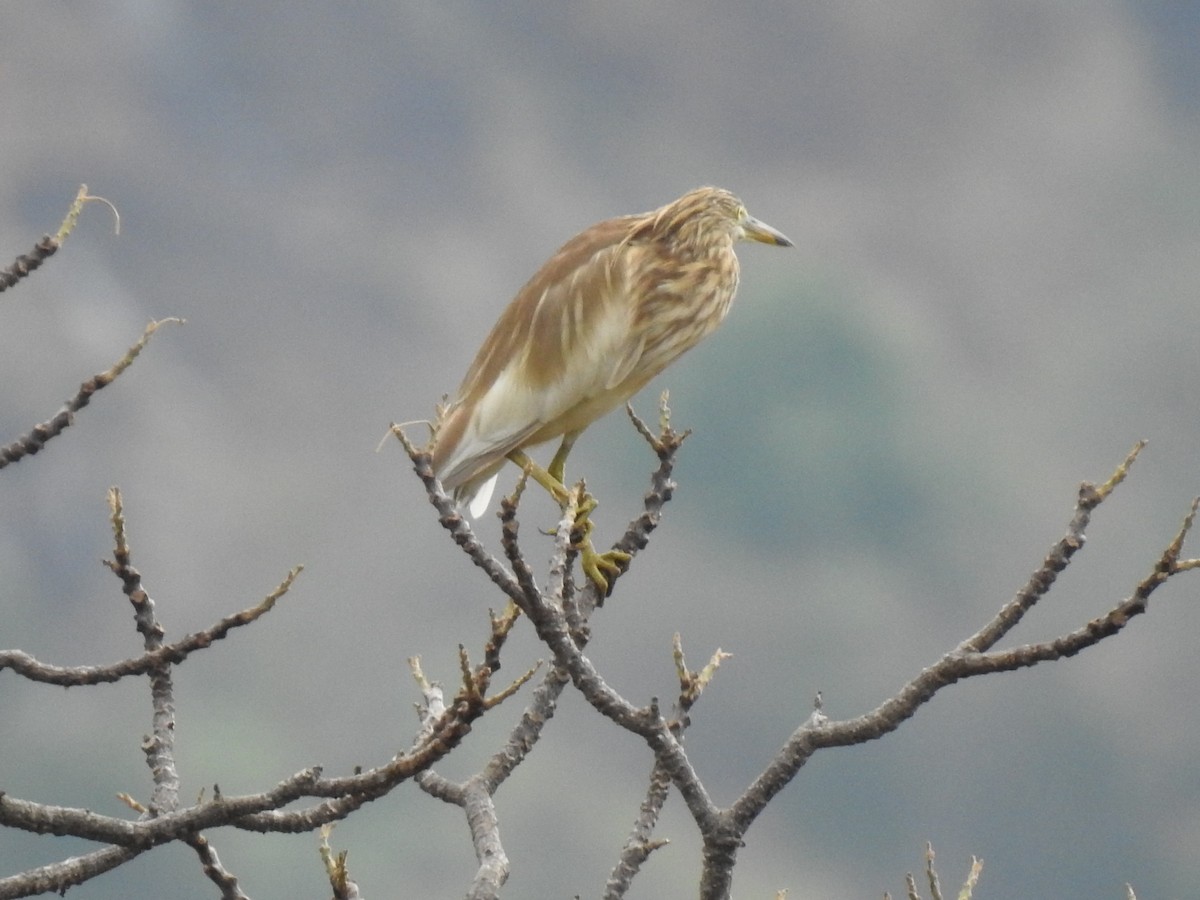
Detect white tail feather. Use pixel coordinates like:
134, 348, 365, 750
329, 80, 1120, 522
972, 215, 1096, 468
467, 474, 499, 519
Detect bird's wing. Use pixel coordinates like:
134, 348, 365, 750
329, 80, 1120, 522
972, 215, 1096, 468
433, 216, 645, 491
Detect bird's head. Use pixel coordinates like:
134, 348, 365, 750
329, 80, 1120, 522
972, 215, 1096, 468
652, 187, 793, 255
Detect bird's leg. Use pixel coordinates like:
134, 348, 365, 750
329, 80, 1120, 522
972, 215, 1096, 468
505, 445, 630, 594
546, 431, 580, 484
507, 449, 571, 504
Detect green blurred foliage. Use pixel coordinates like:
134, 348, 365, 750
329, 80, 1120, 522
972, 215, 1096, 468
673, 278, 934, 555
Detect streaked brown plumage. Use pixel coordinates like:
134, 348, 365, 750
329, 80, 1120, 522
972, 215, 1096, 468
431, 186, 791, 531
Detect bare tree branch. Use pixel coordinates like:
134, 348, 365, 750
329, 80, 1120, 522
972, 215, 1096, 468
0, 234, 58, 294
404, 413, 1196, 900
0, 318, 183, 470
391, 424, 525, 604
4, 217, 1192, 900
320, 825, 362, 900
0, 566, 301, 685
0, 185, 118, 295
701, 445, 1194, 900
187, 834, 251, 900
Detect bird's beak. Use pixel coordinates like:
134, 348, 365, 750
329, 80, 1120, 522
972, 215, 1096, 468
741, 214, 793, 247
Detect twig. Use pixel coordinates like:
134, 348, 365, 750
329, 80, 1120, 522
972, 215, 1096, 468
103, 487, 180, 817
187, 834, 250, 900
0, 318, 183, 469
319, 825, 362, 900
0, 185, 119, 295
390, 423, 525, 604
3, 567, 302, 686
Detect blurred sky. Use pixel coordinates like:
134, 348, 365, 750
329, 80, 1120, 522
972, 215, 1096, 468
3, 3, 1200, 898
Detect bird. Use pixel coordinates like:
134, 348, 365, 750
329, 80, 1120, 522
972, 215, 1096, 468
430, 186, 792, 590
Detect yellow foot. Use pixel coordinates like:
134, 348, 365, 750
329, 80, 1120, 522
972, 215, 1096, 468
570, 501, 631, 594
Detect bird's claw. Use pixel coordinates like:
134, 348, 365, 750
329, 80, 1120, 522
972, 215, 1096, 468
574, 492, 598, 518
581, 546, 630, 595
569, 498, 630, 594
574, 533, 631, 595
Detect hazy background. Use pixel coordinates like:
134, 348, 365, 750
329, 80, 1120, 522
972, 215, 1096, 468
3, 3, 1199, 897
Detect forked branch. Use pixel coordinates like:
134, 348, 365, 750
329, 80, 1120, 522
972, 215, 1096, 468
404, 417, 1196, 900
